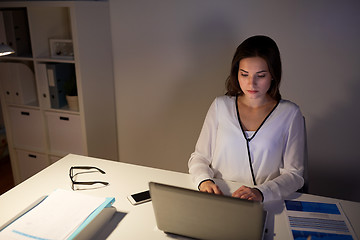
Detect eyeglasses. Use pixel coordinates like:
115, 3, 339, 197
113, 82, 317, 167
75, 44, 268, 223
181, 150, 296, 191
69, 166, 109, 190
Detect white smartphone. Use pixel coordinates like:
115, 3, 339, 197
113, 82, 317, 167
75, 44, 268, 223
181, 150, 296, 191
127, 190, 151, 205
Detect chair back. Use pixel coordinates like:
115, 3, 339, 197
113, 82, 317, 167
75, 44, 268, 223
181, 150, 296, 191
298, 116, 309, 193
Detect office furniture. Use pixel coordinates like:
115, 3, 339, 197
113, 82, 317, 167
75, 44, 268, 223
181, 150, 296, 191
0, 43, 15, 56
0, 1, 118, 184
0, 154, 359, 239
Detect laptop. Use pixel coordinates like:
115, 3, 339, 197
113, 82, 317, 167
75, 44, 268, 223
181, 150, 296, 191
149, 182, 267, 240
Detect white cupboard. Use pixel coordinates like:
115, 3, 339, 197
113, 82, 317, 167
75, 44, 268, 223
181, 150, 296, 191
0, 1, 118, 183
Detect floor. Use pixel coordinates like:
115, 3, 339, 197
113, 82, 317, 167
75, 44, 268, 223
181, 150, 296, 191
0, 155, 15, 195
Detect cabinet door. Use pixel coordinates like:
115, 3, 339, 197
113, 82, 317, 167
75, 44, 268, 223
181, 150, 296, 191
16, 150, 48, 181
8, 107, 46, 150
46, 112, 85, 155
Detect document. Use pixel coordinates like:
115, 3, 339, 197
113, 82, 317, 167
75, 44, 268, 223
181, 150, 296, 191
285, 200, 358, 240
0, 189, 113, 240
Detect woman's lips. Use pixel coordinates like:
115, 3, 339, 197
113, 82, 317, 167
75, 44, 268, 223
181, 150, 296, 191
247, 90, 258, 94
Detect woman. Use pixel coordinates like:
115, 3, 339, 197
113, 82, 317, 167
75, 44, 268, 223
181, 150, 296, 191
188, 35, 305, 202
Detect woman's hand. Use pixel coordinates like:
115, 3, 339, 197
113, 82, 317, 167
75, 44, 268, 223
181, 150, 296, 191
199, 180, 223, 195
232, 185, 263, 202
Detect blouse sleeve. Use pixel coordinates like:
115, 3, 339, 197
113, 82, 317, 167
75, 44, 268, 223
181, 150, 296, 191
188, 99, 219, 187
256, 107, 306, 202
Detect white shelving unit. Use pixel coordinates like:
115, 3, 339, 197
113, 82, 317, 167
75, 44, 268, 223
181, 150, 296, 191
0, 1, 118, 184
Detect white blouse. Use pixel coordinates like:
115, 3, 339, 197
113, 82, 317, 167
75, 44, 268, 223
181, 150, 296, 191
188, 95, 305, 202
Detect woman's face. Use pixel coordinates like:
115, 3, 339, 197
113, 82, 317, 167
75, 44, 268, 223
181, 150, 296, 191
238, 57, 272, 100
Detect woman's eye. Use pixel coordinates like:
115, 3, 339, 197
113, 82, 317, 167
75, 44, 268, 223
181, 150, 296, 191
240, 73, 248, 77
258, 75, 265, 78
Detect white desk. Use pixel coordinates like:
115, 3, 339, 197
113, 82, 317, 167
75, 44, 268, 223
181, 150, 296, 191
1, 154, 359, 239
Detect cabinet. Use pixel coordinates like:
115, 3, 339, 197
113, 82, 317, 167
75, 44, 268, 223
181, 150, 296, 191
16, 150, 48, 181
0, 1, 118, 184
8, 107, 46, 151
45, 111, 84, 155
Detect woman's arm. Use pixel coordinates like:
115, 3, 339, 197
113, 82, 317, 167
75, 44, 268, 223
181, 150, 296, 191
188, 99, 219, 188
256, 108, 306, 202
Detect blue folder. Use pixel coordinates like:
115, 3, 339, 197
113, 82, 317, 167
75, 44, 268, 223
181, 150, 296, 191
0, 195, 116, 240
68, 197, 115, 240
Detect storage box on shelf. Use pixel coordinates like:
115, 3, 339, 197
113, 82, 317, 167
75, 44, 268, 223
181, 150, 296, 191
8, 107, 46, 151
16, 149, 48, 181
0, 1, 118, 184
45, 111, 85, 156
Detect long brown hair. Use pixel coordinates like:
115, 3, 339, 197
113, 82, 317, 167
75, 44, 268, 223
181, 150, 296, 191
225, 35, 282, 100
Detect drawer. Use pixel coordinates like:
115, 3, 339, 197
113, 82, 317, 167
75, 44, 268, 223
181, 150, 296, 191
8, 107, 46, 150
16, 150, 48, 181
45, 112, 85, 155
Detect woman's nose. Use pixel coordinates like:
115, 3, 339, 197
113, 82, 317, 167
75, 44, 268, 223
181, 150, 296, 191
248, 76, 256, 86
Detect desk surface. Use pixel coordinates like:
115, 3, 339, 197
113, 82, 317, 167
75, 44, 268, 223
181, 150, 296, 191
0, 154, 359, 239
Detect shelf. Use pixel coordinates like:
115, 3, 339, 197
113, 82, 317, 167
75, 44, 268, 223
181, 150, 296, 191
44, 107, 80, 115
0, 1, 118, 185
7, 102, 39, 109
0, 56, 34, 61
35, 57, 75, 64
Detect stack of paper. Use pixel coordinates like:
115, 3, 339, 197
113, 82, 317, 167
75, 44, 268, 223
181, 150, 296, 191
285, 200, 358, 240
0, 189, 115, 240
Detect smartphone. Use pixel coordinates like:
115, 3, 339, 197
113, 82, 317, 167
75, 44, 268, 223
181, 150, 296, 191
127, 190, 151, 205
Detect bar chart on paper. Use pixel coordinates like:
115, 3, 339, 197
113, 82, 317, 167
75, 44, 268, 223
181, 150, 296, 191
285, 200, 358, 240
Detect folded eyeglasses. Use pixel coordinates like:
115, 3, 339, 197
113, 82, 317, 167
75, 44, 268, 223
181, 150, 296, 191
69, 166, 109, 190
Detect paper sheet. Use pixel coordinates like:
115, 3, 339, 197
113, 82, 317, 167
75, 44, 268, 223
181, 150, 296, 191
0, 189, 107, 240
285, 200, 358, 240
